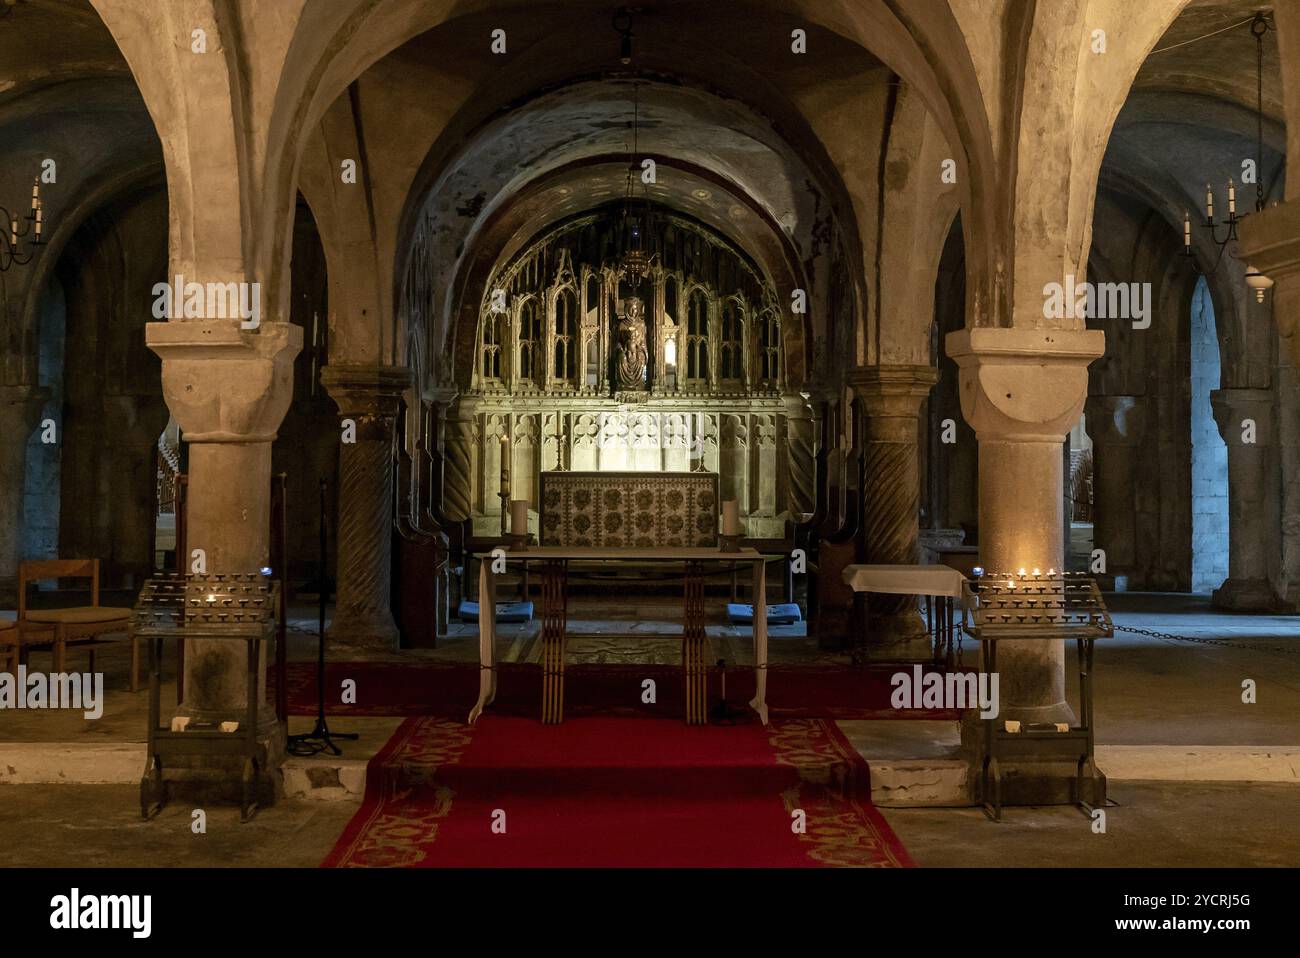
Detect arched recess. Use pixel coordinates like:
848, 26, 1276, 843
40, 179, 170, 588
267, 0, 998, 338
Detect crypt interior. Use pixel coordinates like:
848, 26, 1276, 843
1, 0, 1300, 869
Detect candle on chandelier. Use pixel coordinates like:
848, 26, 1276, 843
1183, 211, 1191, 249
1228, 178, 1236, 216
30, 178, 39, 213
1205, 183, 1214, 220
34, 203, 41, 240
9, 219, 15, 246
499, 433, 509, 495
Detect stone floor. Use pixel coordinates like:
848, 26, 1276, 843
0, 778, 1296, 869
1, 591, 1298, 867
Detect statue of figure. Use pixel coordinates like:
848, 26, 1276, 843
616, 296, 648, 391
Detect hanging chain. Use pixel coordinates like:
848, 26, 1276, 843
1114, 624, 1300, 656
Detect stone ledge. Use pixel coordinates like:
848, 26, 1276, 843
1096, 746, 1300, 783
0, 742, 145, 784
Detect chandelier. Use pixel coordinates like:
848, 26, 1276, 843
613, 8, 658, 286
1181, 12, 1273, 302
0, 176, 45, 272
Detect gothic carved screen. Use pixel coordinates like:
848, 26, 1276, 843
472, 206, 781, 398
446, 204, 815, 539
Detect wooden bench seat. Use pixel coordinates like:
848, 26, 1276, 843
0, 618, 17, 676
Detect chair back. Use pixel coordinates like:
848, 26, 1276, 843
18, 559, 101, 617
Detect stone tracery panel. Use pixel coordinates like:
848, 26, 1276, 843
453, 206, 813, 537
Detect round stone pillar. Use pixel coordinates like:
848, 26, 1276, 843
322, 365, 410, 651
946, 327, 1105, 725
148, 319, 301, 730
1083, 394, 1144, 589
847, 365, 938, 660
783, 393, 817, 518
1211, 387, 1280, 610
442, 396, 478, 523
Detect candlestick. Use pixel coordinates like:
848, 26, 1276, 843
1183, 211, 1191, 248
722, 499, 740, 536
31, 179, 38, 212
1227, 178, 1236, 216
510, 499, 530, 536
1205, 183, 1214, 220
499, 433, 509, 494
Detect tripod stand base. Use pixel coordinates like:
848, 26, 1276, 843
286, 717, 359, 757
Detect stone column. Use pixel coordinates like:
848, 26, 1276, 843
946, 328, 1104, 725
0, 385, 48, 604
321, 364, 409, 651
1083, 395, 1144, 589
443, 396, 478, 523
847, 365, 938, 660
782, 393, 816, 518
147, 320, 301, 734
1211, 388, 1279, 610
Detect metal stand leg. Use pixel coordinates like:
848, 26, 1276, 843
683, 561, 707, 725
540, 561, 567, 724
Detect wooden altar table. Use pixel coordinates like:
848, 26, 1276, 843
470, 546, 769, 726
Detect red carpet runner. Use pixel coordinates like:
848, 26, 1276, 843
323, 715, 914, 867
282, 662, 958, 720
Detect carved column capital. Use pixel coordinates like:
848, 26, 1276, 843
945, 327, 1105, 442
321, 364, 410, 431
1211, 387, 1274, 444
1084, 394, 1146, 446
846, 365, 938, 442
146, 320, 303, 442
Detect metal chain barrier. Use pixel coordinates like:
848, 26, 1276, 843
1115, 624, 1300, 656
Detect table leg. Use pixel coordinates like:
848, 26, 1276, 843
540, 560, 567, 724
682, 561, 707, 725
468, 557, 498, 724
748, 558, 769, 724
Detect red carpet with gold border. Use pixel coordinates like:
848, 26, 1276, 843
323, 715, 914, 868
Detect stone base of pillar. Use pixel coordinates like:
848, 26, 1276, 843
1212, 577, 1282, 612
328, 612, 400, 652
860, 609, 932, 662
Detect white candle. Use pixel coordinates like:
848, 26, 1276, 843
1183, 211, 1191, 248
1228, 178, 1236, 216
722, 499, 740, 536
510, 499, 530, 536
1205, 184, 1214, 220
499, 434, 509, 494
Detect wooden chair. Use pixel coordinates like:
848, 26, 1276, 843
17, 559, 136, 691
0, 618, 17, 676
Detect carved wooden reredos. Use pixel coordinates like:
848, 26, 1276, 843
473, 206, 782, 397
443, 205, 818, 538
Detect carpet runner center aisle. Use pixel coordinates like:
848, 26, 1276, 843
323, 716, 914, 868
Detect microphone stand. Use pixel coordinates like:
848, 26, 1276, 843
287, 479, 358, 756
